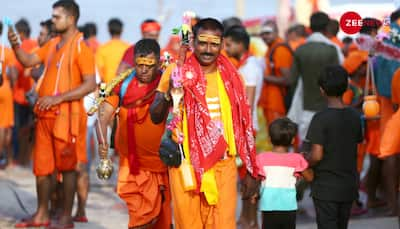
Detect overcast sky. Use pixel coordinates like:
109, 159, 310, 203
0, 0, 396, 46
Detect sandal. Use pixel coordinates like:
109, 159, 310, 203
15, 219, 50, 228
73, 216, 88, 223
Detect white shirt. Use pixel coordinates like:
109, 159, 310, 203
84, 69, 102, 127
239, 56, 264, 131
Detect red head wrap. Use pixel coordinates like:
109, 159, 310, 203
141, 22, 161, 32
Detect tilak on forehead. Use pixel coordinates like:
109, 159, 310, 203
135, 57, 157, 66
197, 34, 221, 44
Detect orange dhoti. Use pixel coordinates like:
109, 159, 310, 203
259, 85, 286, 125
380, 109, 400, 158
32, 115, 86, 176
0, 47, 16, 128
0, 82, 14, 128
378, 96, 396, 158
117, 164, 171, 228
109, 96, 171, 228
365, 119, 380, 155
169, 157, 237, 229
76, 113, 88, 164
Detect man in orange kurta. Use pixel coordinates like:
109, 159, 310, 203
9, 1, 96, 228
378, 68, 400, 215
0, 28, 18, 167
380, 68, 400, 156
260, 21, 293, 125
286, 24, 307, 51
342, 50, 386, 208
97, 39, 171, 229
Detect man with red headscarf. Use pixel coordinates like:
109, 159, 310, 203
116, 19, 161, 75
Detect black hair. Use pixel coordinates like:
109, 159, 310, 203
193, 18, 224, 39
134, 39, 160, 60
15, 18, 31, 37
53, 0, 80, 23
222, 17, 243, 30
327, 19, 340, 36
40, 19, 53, 34
342, 36, 353, 44
223, 25, 250, 50
360, 18, 382, 35
318, 65, 349, 97
288, 24, 307, 37
108, 18, 123, 36
85, 22, 97, 37
391, 9, 400, 23
269, 118, 298, 147
78, 25, 88, 39
142, 18, 157, 25
0, 22, 2, 35
310, 12, 330, 33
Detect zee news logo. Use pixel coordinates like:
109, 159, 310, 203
339, 11, 390, 35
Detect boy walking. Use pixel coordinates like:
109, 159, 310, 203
306, 65, 363, 229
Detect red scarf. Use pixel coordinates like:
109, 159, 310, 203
114, 75, 161, 174
181, 54, 258, 182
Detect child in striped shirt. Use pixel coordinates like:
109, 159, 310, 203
257, 118, 313, 229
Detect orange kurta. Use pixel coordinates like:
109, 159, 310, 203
379, 68, 400, 157
0, 46, 17, 128
391, 68, 400, 106
32, 32, 95, 175
13, 38, 37, 105
380, 109, 400, 157
106, 95, 171, 228
259, 38, 293, 124
289, 37, 306, 51
95, 38, 129, 83
376, 96, 395, 158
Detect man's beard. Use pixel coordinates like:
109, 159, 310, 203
54, 27, 67, 34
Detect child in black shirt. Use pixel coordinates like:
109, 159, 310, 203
306, 65, 363, 229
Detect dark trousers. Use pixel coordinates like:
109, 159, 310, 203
12, 103, 33, 159
262, 210, 296, 229
313, 198, 352, 229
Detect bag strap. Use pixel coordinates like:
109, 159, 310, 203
364, 55, 377, 96
269, 42, 293, 75
119, 69, 136, 106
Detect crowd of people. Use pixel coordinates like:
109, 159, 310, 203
0, 0, 400, 228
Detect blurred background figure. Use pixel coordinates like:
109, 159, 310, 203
84, 22, 100, 54
12, 18, 38, 167
96, 18, 129, 83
